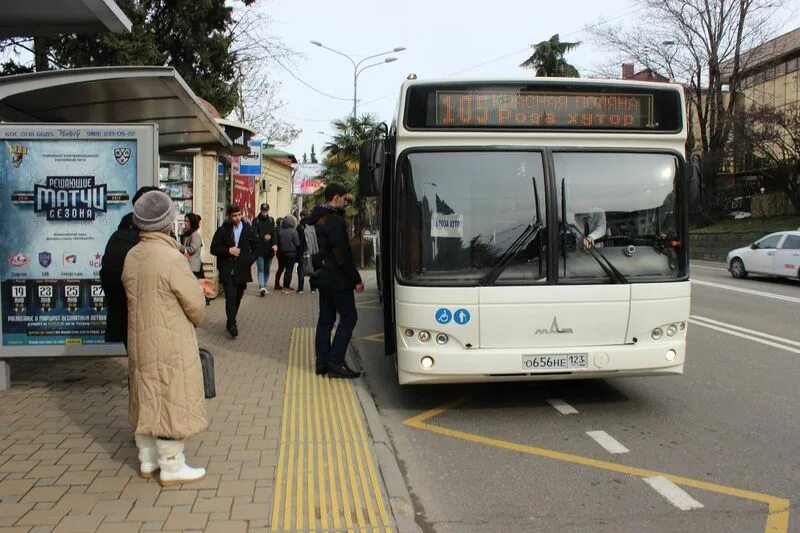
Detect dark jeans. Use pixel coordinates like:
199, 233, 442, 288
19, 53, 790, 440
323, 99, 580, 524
315, 288, 357, 366
274, 251, 285, 289
221, 276, 245, 329
282, 252, 304, 291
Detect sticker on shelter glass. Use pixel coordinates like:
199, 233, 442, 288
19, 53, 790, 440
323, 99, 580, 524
431, 214, 463, 238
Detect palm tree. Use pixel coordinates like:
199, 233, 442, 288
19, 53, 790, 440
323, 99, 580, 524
520, 34, 581, 77
322, 114, 377, 176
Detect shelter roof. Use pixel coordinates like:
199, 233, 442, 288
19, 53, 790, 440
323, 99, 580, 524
1, 0, 132, 37
0, 66, 234, 151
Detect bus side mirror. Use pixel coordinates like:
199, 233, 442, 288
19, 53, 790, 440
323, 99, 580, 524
359, 139, 385, 197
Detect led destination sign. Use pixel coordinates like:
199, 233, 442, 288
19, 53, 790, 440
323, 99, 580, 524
437, 91, 652, 129
404, 84, 683, 132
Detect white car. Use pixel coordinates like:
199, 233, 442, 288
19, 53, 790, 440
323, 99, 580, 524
727, 230, 800, 280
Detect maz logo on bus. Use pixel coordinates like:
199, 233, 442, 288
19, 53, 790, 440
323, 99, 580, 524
535, 317, 573, 335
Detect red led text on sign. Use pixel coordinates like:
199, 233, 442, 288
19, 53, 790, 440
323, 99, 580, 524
435, 91, 652, 129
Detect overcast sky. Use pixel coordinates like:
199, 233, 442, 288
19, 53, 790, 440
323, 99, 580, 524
255, 0, 800, 160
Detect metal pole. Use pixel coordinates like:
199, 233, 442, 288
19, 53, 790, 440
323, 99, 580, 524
353, 68, 358, 118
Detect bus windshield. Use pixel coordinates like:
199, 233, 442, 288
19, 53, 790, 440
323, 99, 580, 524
555, 152, 684, 283
398, 151, 547, 285
398, 150, 685, 285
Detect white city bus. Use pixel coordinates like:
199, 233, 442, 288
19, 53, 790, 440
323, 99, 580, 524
360, 77, 692, 384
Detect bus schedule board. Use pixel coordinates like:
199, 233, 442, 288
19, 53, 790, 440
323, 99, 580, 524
405, 83, 684, 132
0, 124, 157, 356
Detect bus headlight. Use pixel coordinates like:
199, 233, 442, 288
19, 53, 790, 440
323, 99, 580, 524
404, 329, 414, 337
665, 349, 677, 361
418, 331, 431, 342
651, 328, 663, 340
420, 356, 435, 369
666, 324, 678, 337
435, 333, 449, 345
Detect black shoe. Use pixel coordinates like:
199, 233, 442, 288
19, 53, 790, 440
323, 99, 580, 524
327, 362, 360, 379
315, 364, 328, 376
228, 325, 238, 338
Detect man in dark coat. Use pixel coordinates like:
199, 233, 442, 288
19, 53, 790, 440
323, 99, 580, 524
251, 203, 277, 296
100, 186, 160, 346
210, 204, 258, 338
307, 183, 364, 378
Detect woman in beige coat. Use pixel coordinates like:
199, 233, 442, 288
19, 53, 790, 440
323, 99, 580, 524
122, 190, 208, 486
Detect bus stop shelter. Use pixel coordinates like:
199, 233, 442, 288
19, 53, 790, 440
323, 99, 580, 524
0, 67, 238, 390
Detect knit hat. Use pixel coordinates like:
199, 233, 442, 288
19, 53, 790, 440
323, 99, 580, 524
133, 190, 174, 232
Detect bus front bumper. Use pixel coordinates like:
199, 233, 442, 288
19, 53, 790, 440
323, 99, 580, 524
396, 341, 686, 385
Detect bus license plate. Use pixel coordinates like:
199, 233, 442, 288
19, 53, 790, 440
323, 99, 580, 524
522, 354, 588, 371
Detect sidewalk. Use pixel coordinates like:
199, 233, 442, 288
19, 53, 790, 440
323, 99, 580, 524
0, 271, 399, 532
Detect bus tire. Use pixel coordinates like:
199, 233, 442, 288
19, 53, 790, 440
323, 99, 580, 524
730, 258, 748, 279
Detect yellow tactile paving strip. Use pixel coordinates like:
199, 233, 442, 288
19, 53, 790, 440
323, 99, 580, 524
271, 327, 394, 533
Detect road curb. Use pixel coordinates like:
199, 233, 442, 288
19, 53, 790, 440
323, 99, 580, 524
349, 346, 422, 533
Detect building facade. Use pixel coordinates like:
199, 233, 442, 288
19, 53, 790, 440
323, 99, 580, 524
727, 27, 800, 110
259, 147, 297, 219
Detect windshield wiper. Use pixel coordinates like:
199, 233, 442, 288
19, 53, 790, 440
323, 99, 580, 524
480, 222, 544, 286
559, 178, 626, 284
481, 176, 543, 286
565, 222, 628, 284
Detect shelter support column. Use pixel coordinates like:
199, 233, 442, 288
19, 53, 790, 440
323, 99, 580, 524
0, 360, 10, 391
194, 150, 221, 295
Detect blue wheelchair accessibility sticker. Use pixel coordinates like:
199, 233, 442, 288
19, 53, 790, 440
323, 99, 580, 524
454, 308, 471, 325
435, 308, 452, 324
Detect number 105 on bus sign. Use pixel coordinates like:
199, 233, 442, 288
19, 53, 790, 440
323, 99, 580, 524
522, 354, 588, 370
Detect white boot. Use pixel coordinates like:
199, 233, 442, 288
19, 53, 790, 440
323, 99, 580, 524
155, 439, 205, 487
134, 434, 159, 479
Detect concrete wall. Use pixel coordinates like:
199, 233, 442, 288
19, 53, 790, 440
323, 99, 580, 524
690, 232, 764, 262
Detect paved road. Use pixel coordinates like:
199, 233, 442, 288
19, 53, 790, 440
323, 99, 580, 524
352, 263, 800, 533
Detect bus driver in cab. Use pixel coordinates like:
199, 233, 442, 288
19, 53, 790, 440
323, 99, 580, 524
574, 207, 607, 250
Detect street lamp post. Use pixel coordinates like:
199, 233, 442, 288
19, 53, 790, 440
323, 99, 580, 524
310, 41, 406, 267
309, 41, 405, 118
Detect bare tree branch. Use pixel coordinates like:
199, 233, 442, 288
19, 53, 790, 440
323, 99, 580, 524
226, 3, 301, 146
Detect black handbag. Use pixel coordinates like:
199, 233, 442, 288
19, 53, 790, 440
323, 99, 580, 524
198, 348, 216, 399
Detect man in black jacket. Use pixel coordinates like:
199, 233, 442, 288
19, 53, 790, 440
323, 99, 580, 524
99, 185, 159, 346
307, 183, 364, 378
210, 204, 258, 338
252, 203, 277, 296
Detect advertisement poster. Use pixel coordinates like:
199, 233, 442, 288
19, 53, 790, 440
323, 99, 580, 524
0, 135, 138, 346
292, 163, 324, 196
231, 157, 256, 220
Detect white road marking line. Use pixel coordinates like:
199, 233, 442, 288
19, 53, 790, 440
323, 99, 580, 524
691, 263, 728, 271
546, 399, 578, 415
585, 431, 629, 454
689, 319, 800, 355
691, 279, 800, 304
691, 315, 800, 348
643, 476, 704, 511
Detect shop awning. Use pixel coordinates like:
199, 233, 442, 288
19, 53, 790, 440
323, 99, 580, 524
1, 0, 132, 37
0, 66, 234, 150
